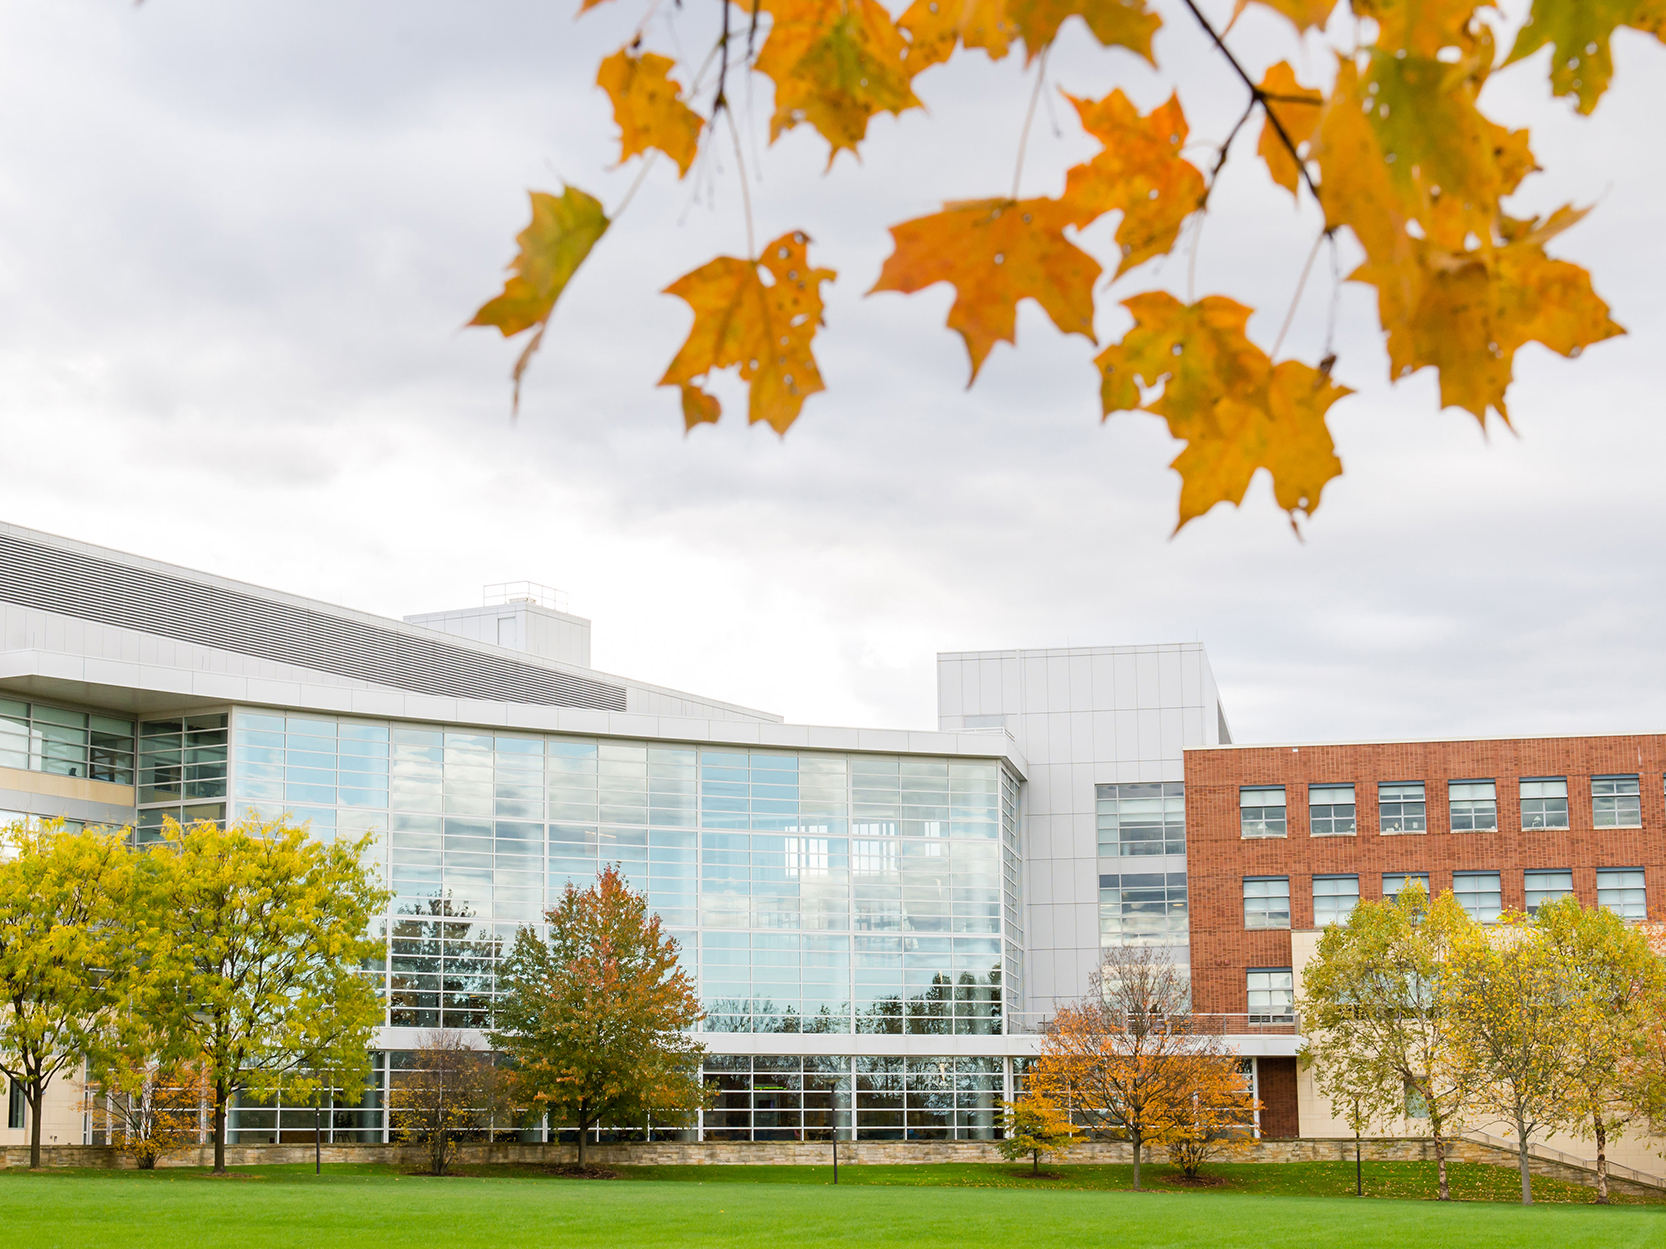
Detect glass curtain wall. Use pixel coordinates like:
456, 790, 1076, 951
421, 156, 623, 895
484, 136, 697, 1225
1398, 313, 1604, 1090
226, 710, 1022, 1048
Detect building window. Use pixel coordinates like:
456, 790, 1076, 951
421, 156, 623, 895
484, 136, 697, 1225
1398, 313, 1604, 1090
1095, 783, 1185, 857
1593, 776, 1642, 828
1448, 780, 1498, 832
1453, 871, 1502, 922
1099, 873, 1188, 947
1247, 969, 1294, 1023
1597, 868, 1647, 920
1383, 872, 1430, 902
1378, 782, 1426, 834
1313, 875, 1359, 927
1244, 877, 1291, 930
1240, 787, 1287, 839
1309, 784, 1356, 836
7, 1079, 22, 1130
1520, 778, 1569, 830
1524, 870, 1573, 915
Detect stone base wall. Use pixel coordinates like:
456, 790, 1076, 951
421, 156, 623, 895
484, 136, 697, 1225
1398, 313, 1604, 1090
4, 1137, 1658, 1196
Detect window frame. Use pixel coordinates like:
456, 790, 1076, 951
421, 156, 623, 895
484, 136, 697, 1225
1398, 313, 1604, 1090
1246, 967, 1295, 1024
1377, 781, 1427, 835
1239, 786, 1287, 840
1308, 783, 1357, 837
1448, 779, 1499, 833
1243, 876, 1292, 930
1382, 872, 1431, 903
1596, 866, 1647, 920
1523, 869, 1574, 916
1452, 870, 1503, 923
1592, 775, 1642, 829
1519, 777, 1570, 831
1312, 874, 1360, 927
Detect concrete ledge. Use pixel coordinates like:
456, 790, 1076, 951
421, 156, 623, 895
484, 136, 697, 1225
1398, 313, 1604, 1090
6, 1137, 1658, 1196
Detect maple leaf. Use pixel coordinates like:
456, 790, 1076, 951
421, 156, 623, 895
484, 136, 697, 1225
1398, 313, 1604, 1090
1234, 0, 1340, 31
898, 0, 1016, 71
658, 230, 837, 433
596, 47, 704, 177
1506, 0, 1666, 114
1255, 62, 1322, 199
470, 187, 610, 412
1061, 90, 1205, 276
870, 197, 1099, 382
1351, 205, 1623, 421
755, 0, 921, 165
1349, 0, 1488, 56
1095, 292, 1348, 530
1003, 0, 1161, 63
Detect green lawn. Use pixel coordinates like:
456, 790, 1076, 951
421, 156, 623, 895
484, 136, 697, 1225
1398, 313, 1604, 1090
2, 1163, 1662, 1249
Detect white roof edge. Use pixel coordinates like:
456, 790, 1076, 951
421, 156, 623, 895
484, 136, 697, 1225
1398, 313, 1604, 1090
937, 642, 1209, 661
0, 519, 782, 724
1189, 729, 1666, 752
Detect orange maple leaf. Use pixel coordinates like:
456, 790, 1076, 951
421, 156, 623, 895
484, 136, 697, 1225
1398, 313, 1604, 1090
1352, 206, 1623, 422
1233, 0, 1339, 30
1003, 0, 1161, 63
1255, 62, 1321, 200
869, 197, 1099, 383
1061, 90, 1204, 276
659, 231, 837, 433
898, 0, 1016, 71
596, 47, 704, 177
1096, 292, 1348, 530
755, 0, 921, 165
470, 187, 611, 412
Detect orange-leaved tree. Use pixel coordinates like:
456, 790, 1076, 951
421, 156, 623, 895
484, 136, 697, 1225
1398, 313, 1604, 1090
998, 1092, 1081, 1173
1028, 943, 1232, 1190
1164, 1054, 1258, 1180
489, 865, 706, 1169
467, 0, 1653, 532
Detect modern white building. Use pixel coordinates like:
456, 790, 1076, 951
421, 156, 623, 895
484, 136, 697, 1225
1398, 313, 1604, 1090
0, 521, 1246, 1147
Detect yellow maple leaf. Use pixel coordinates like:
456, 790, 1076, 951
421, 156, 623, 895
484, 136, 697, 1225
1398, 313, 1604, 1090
596, 47, 704, 177
658, 230, 837, 433
1352, 206, 1623, 422
869, 197, 1100, 382
470, 187, 610, 412
1255, 62, 1322, 200
755, 0, 921, 165
1349, 0, 1488, 56
1003, 0, 1161, 63
1095, 292, 1348, 530
1061, 91, 1204, 276
1506, 0, 1666, 114
1233, 0, 1340, 31
898, 0, 1016, 71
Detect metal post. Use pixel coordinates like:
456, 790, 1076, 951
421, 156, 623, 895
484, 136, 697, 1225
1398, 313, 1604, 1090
1354, 1099, 1361, 1197
315, 1090, 321, 1176
832, 1135, 838, 1185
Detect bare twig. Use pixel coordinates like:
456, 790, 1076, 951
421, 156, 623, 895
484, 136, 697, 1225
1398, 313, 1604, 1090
1011, 47, 1050, 202
1199, 96, 1257, 211
1176, 0, 1321, 204
725, 106, 756, 259
1270, 226, 1325, 358
612, 150, 661, 220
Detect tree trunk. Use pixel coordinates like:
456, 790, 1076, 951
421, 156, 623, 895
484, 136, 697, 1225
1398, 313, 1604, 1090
577, 1104, 588, 1170
212, 1081, 228, 1174
1595, 1119, 1609, 1205
27, 1082, 42, 1171
1517, 1123, 1532, 1205
1131, 1132, 1142, 1191
1032, 1148, 1039, 1175
1432, 1130, 1449, 1202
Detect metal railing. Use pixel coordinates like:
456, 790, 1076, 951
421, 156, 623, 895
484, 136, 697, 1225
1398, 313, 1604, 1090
1005, 1012, 1300, 1037
1459, 1129, 1666, 1191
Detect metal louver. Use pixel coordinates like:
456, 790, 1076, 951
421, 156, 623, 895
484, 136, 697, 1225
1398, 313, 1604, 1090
0, 532, 627, 711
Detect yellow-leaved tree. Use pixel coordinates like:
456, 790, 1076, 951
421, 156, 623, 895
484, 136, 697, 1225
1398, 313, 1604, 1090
462, 0, 1654, 532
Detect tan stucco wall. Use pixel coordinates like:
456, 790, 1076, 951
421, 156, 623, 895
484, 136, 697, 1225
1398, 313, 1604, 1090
0, 765, 133, 808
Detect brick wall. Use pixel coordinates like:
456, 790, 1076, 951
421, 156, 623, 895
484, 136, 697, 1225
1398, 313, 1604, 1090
1183, 735, 1666, 1015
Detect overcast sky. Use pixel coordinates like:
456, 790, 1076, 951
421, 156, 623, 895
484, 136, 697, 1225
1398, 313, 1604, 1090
0, 1, 1662, 741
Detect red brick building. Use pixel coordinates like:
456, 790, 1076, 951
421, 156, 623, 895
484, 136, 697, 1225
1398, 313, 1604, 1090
1182, 735, 1666, 1135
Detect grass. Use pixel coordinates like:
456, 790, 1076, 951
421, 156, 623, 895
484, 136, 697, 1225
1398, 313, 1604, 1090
2, 1162, 1662, 1249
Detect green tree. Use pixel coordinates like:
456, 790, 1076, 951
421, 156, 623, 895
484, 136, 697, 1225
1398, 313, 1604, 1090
145, 815, 388, 1174
0, 819, 141, 1170
1536, 897, 1666, 1203
1448, 910, 1580, 1205
998, 1094, 1079, 1174
1300, 884, 1478, 1201
490, 865, 705, 1169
